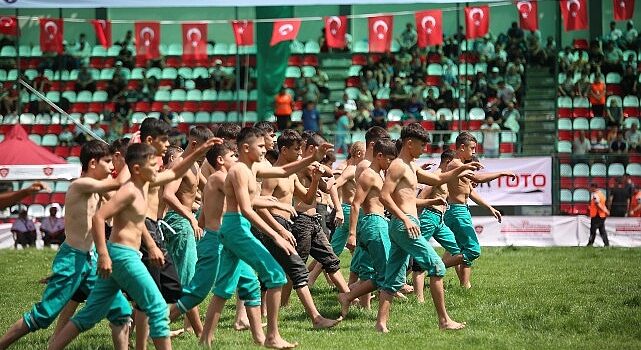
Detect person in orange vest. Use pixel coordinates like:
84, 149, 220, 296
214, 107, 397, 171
629, 187, 641, 218
587, 183, 610, 247
273, 87, 294, 131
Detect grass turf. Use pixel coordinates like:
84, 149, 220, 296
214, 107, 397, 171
0, 246, 640, 349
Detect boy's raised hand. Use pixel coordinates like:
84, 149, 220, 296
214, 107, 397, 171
313, 142, 334, 161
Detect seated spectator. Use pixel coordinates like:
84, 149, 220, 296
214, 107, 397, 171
113, 95, 132, 122
602, 40, 623, 74
481, 116, 501, 157
487, 67, 502, 95
496, 80, 515, 109
33, 69, 52, 93
504, 66, 522, 100
40, 206, 65, 247
589, 75, 606, 117
89, 122, 106, 141
0, 84, 16, 116
390, 79, 411, 109
507, 22, 524, 45
543, 36, 557, 69
477, 34, 496, 62
558, 73, 575, 97
12, 210, 36, 249
357, 82, 374, 110
399, 22, 417, 50
573, 72, 590, 98
588, 40, 605, 67
621, 65, 637, 96
106, 119, 125, 144
116, 46, 135, 70
591, 130, 610, 153
302, 101, 321, 132
424, 88, 439, 110
433, 113, 451, 145
159, 104, 175, 125
610, 131, 628, 153
299, 77, 320, 104
436, 83, 455, 109
76, 66, 96, 92
526, 30, 546, 66
140, 74, 159, 101
370, 100, 387, 128
624, 20, 638, 50
107, 70, 127, 99
625, 123, 641, 152
70, 33, 91, 68
352, 105, 371, 130
573, 130, 592, 159
55, 41, 78, 71
58, 125, 75, 146
116, 30, 135, 47
441, 63, 458, 87
362, 70, 379, 97
312, 68, 330, 102
502, 102, 521, 133
606, 99, 623, 127
335, 109, 353, 155
209, 59, 231, 91
607, 21, 623, 44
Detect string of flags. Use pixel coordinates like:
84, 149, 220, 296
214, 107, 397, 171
0, 0, 635, 59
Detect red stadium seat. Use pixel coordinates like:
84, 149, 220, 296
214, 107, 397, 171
51, 193, 66, 205
134, 101, 150, 112
302, 55, 318, 67
284, 78, 296, 88
165, 57, 181, 68
606, 84, 622, 96
223, 56, 236, 67
591, 177, 607, 189
572, 107, 591, 119
30, 125, 47, 135
54, 146, 70, 158
34, 193, 50, 205
288, 55, 302, 66
427, 53, 441, 63
89, 57, 103, 68
420, 121, 435, 130
345, 77, 360, 87
425, 76, 441, 86
623, 107, 639, 118
499, 143, 515, 154
245, 101, 257, 111
88, 102, 104, 113
183, 101, 199, 112
95, 81, 109, 91
46, 125, 63, 134
104, 102, 115, 112
560, 204, 573, 214
573, 39, 589, 50
70, 146, 81, 157
127, 80, 140, 91
21, 196, 34, 206
151, 102, 164, 112
0, 125, 11, 134
560, 178, 573, 189
352, 54, 367, 65
199, 101, 214, 111
168, 101, 183, 111
558, 130, 573, 141
574, 177, 589, 189
572, 204, 589, 215
70, 103, 88, 114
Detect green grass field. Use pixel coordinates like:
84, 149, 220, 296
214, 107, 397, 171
1, 247, 640, 350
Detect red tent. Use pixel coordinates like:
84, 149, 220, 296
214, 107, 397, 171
0, 124, 80, 180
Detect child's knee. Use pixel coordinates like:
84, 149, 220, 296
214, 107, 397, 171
463, 245, 481, 264
321, 256, 341, 274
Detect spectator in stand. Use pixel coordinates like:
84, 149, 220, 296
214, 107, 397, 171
371, 100, 387, 128
609, 178, 632, 217
58, 125, 75, 146
116, 45, 135, 69
75, 66, 96, 93
593, 130, 610, 153
603, 41, 623, 74
487, 67, 502, 96
12, 210, 36, 249
436, 83, 455, 109
300, 77, 320, 104
0, 84, 16, 116
107, 67, 127, 99
302, 101, 321, 132
441, 63, 458, 87
113, 95, 132, 122
625, 123, 641, 152
606, 99, 623, 127
33, 69, 51, 93
353, 105, 371, 130
607, 21, 623, 44
335, 107, 353, 155
526, 30, 546, 66
588, 40, 605, 67
424, 88, 439, 111
624, 20, 638, 50
357, 81, 374, 111
363, 70, 380, 97
477, 34, 496, 62
106, 119, 125, 144
89, 122, 106, 142
40, 206, 65, 247
159, 104, 175, 125
573, 130, 591, 162
622, 65, 637, 96
574, 72, 591, 98
587, 183, 610, 247
433, 113, 451, 146
70, 33, 91, 67
55, 41, 78, 71
335, 93, 357, 116
507, 21, 524, 44
504, 66, 522, 101
589, 75, 606, 118
502, 102, 520, 133
400, 22, 417, 50
209, 59, 229, 91
274, 87, 294, 131
496, 80, 515, 109
390, 78, 410, 109
116, 30, 135, 47
610, 131, 628, 153
543, 36, 557, 69
312, 68, 330, 102
140, 74, 159, 102
481, 116, 501, 157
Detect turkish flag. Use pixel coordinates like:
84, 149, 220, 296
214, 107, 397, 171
91, 20, 112, 49
270, 19, 301, 46
515, 0, 538, 31
0, 16, 18, 36
368, 15, 393, 53
325, 16, 347, 49
135, 21, 160, 60
182, 23, 207, 62
464, 6, 489, 39
613, 0, 634, 20
40, 18, 63, 54
560, 0, 588, 31
231, 20, 254, 46
415, 10, 442, 47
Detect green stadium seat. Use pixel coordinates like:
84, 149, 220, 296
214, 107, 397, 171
624, 117, 639, 129
228, 43, 237, 55
162, 68, 177, 80
245, 111, 258, 123
290, 40, 304, 54
213, 43, 228, 55
590, 163, 607, 177
18, 45, 30, 57
178, 112, 195, 123
387, 109, 404, 122
285, 67, 301, 78
35, 114, 52, 125
41, 134, 58, 147
560, 164, 573, 177
28, 134, 42, 145
301, 66, 316, 78
572, 189, 590, 202
192, 67, 209, 79
560, 189, 572, 202
20, 113, 35, 124
76, 91, 93, 103
304, 41, 320, 54
61, 91, 77, 103
107, 45, 121, 56
146, 67, 162, 79
195, 112, 210, 123
154, 90, 170, 102
45, 91, 60, 103
557, 141, 572, 153
0, 46, 16, 57
92, 46, 107, 57
608, 163, 625, 176
99, 68, 114, 80
130, 68, 145, 80
202, 89, 217, 101
344, 87, 359, 100
54, 181, 70, 193
186, 89, 201, 101
235, 90, 247, 100
131, 112, 147, 124
167, 43, 182, 56
211, 111, 225, 123
178, 67, 193, 80
291, 110, 302, 123
84, 113, 100, 124
217, 91, 233, 101
170, 89, 186, 101
227, 111, 239, 123
589, 117, 605, 130
573, 163, 589, 177
249, 90, 257, 100
626, 163, 641, 176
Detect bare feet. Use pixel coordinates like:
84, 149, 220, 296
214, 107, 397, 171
312, 316, 340, 329
337, 293, 351, 318
375, 323, 389, 333
439, 319, 466, 330
399, 284, 414, 294
264, 337, 298, 349
234, 319, 250, 331
394, 291, 407, 300
461, 282, 472, 289
169, 328, 185, 337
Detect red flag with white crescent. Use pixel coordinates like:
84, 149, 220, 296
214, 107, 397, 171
465, 6, 490, 39
232, 20, 254, 46
613, 0, 634, 20
560, 0, 588, 31
40, 18, 64, 54
182, 23, 207, 61
270, 19, 301, 46
515, 0, 539, 31
325, 16, 347, 49
415, 10, 442, 47
91, 20, 112, 49
0, 16, 18, 36
135, 21, 160, 60
368, 15, 393, 53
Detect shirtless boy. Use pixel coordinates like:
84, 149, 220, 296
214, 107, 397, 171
0, 141, 132, 350
378, 123, 481, 332
444, 132, 514, 289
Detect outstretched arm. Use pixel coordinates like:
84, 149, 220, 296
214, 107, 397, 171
152, 138, 221, 187
469, 171, 516, 184
469, 189, 502, 222
257, 143, 333, 178
0, 182, 49, 210
416, 161, 480, 186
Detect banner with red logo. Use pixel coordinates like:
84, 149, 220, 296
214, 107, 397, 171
501, 216, 578, 246
182, 22, 207, 61
415, 10, 442, 47
270, 19, 301, 46
613, 0, 634, 20
135, 21, 160, 59
231, 20, 254, 46
325, 16, 347, 49
515, 0, 538, 31
368, 15, 393, 53
0, 164, 80, 181
560, 0, 588, 31
40, 18, 63, 53
464, 5, 489, 39
0, 16, 18, 36
577, 216, 641, 247
91, 19, 112, 49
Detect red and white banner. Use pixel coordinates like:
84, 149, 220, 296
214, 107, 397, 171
0, 16, 18, 36
415, 10, 442, 47
368, 15, 393, 53
135, 21, 160, 60
40, 18, 63, 54
91, 19, 111, 49
515, 0, 538, 31
231, 20, 254, 46
270, 19, 301, 46
500, 216, 578, 246
0, 164, 80, 180
577, 216, 641, 247
325, 16, 347, 49
613, 0, 634, 20
560, 0, 588, 31
415, 157, 552, 206
182, 22, 207, 61
464, 5, 489, 39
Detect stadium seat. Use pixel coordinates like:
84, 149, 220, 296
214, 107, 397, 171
560, 189, 572, 202
590, 163, 607, 177
202, 89, 217, 101
352, 41, 368, 53
387, 109, 404, 122
572, 189, 590, 202
623, 95, 639, 117
304, 41, 320, 54
573, 163, 590, 188
436, 108, 453, 121
345, 87, 359, 100
608, 163, 625, 176
558, 119, 572, 131
589, 117, 606, 130
468, 108, 485, 120
605, 72, 621, 84
218, 91, 233, 101
153, 90, 170, 102
30, 124, 47, 135
27, 204, 46, 218
285, 66, 301, 78
51, 193, 66, 205
572, 118, 589, 130
28, 134, 42, 145
227, 111, 240, 123
195, 112, 210, 124
211, 111, 226, 123
624, 117, 640, 129
19, 113, 35, 124
427, 64, 443, 76
131, 112, 147, 124
626, 163, 641, 176
170, 89, 186, 101
41, 134, 58, 147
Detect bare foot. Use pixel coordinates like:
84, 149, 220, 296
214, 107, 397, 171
375, 323, 389, 333
337, 293, 351, 318
394, 291, 407, 300
439, 320, 466, 330
399, 284, 414, 294
199, 337, 213, 349
312, 316, 340, 329
264, 337, 298, 349
416, 297, 425, 304
254, 335, 266, 346
234, 319, 250, 331
461, 282, 472, 289
169, 328, 185, 337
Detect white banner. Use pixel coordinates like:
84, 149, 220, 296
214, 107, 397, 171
0, 164, 80, 180
415, 157, 552, 206
500, 216, 578, 247
0, 0, 502, 8
577, 216, 641, 247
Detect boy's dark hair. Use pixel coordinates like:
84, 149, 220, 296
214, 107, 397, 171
374, 138, 398, 158
305, 132, 326, 148
455, 131, 478, 148
277, 129, 303, 151
109, 137, 130, 156
140, 118, 170, 141
400, 123, 430, 143
80, 140, 111, 172
205, 141, 235, 170
215, 123, 241, 140
322, 151, 336, 165
441, 149, 455, 163
395, 138, 403, 153
254, 121, 275, 135
365, 126, 390, 145
265, 149, 279, 164
300, 130, 316, 143
237, 127, 264, 147
189, 125, 214, 143
162, 146, 183, 165
125, 143, 156, 170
